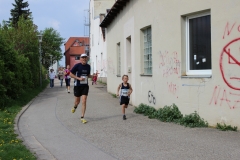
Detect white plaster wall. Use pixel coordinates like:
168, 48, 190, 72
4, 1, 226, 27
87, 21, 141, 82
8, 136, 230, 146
92, 0, 115, 18
89, 0, 114, 80
106, 0, 240, 128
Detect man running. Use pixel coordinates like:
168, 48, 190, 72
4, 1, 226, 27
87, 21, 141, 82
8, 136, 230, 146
70, 53, 91, 124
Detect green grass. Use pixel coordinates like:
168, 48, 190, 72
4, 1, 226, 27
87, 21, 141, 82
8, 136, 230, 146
0, 80, 49, 160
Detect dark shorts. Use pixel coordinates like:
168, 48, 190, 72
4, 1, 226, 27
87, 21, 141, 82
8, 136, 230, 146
120, 96, 130, 105
74, 86, 89, 97
65, 78, 70, 86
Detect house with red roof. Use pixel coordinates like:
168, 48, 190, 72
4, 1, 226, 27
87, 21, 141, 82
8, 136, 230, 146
64, 37, 89, 68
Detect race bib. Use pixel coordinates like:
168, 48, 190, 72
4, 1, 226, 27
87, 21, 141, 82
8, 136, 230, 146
80, 76, 88, 84
121, 89, 129, 96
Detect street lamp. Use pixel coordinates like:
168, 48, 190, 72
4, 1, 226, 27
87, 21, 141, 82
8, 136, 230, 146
37, 34, 43, 87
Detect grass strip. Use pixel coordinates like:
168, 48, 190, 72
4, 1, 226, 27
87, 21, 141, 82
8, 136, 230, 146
0, 80, 48, 160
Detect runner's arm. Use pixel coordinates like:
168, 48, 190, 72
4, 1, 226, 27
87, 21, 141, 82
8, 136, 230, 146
128, 83, 133, 96
70, 72, 84, 81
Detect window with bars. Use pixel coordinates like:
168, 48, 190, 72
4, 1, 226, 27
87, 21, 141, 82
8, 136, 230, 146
117, 43, 121, 76
186, 12, 211, 75
143, 27, 152, 75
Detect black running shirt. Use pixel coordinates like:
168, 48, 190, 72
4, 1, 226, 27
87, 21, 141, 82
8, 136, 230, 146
71, 63, 91, 86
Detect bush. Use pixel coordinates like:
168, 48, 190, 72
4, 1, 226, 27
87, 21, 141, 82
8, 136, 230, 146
111, 93, 117, 98
134, 104, 156, 118
216, 123, 237, 131
134, 103, 208, 128
178, 111, 208, 128
154, 104, 183, 122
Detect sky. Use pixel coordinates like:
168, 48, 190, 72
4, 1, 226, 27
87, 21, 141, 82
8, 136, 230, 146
0, 0, 90, 66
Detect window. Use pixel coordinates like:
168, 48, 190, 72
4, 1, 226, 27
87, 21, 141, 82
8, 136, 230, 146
186, 12, 211, 75
117, 43, 121, 76
75, 56, 80, 60
143, 27, 152, 75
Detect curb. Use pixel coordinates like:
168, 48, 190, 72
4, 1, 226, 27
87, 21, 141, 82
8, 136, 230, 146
14, 98, 39, 159
14, 89, 56, 160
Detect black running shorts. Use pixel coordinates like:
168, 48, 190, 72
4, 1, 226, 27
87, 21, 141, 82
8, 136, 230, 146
65, 78, 70, 86
74, 86, 89, 97
120, 96, 130, 105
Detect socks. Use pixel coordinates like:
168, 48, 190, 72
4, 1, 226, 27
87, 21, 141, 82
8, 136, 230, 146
81, 116, 84, 119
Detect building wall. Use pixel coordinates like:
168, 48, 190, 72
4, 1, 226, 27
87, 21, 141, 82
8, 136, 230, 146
91, 0, 115, 18
89, 0, 115, 83
64, 37, 89, 68
106, 0, 240, 128
70, 56, 81, 67
70, 47, 85, 54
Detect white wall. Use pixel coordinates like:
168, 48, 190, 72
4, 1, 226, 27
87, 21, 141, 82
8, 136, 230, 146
106, 0, 240, 128
89, 0, 115, 82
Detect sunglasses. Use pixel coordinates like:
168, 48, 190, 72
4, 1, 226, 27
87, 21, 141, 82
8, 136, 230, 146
81, 57, 87, 58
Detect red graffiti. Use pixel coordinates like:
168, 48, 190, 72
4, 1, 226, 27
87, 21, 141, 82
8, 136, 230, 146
159, 51, 180, 77
167, 82, 178, 98
209, 86, 240, 109
209, 86, 221, 105
220, 38, 240, 90
222, 22, 236, 39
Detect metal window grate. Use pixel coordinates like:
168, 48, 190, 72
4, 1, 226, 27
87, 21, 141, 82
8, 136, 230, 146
143, 27, 152, 75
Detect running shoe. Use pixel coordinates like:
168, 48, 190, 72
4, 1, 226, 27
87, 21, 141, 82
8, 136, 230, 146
68, 90, 70, 93
71, 107, 76, 113
123, 115, 127, 120
81, 118, 87, 124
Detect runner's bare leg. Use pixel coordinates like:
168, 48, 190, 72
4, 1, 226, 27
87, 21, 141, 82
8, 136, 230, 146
81, 95, 87, 117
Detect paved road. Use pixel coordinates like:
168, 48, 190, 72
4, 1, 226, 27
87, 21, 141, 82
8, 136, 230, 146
15, 80, 240, 160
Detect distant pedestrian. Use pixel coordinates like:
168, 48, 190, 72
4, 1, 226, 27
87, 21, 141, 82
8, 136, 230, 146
92, 73, 97, 85
64, 65, 71, 93
116, 75, 133, 120
49, 69, 56, 88
58, 67, 64, 87
70, 53, 92, 124
95, 70, 100, 83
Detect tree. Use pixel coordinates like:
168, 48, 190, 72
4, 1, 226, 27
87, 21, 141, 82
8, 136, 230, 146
1, 16, 40, 88
41, 28, 65, 69
0, 26, 30, 107
8, 0, 32, 27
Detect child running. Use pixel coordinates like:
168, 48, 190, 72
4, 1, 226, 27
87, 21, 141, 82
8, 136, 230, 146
116, 75, 133, 120
92, 73, 97, 85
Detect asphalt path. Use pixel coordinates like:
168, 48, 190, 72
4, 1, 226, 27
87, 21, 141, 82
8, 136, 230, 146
15, 80, 240, 160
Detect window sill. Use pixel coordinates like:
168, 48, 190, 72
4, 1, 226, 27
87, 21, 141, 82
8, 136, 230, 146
181, 75, 212, 78
140, 74, 152, 77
